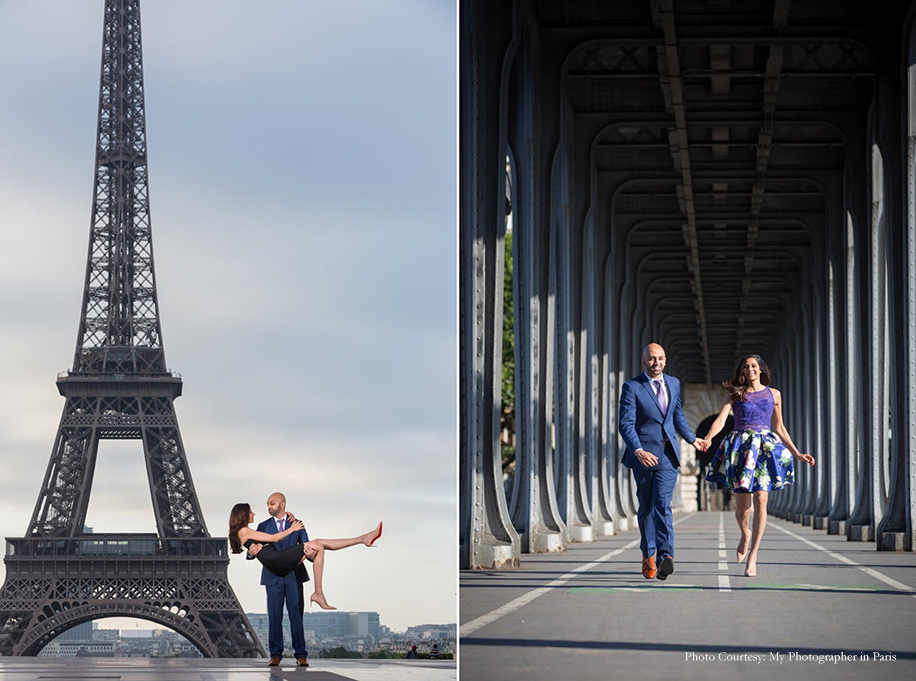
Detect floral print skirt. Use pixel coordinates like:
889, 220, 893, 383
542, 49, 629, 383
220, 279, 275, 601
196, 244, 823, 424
705, 428, 795, 492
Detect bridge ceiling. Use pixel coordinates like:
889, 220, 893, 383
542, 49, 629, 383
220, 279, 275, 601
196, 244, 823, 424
530, 0, 894, 382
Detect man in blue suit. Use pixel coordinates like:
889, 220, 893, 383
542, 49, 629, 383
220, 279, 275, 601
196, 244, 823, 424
619, 343, 708, 580
247, 491, 310, 667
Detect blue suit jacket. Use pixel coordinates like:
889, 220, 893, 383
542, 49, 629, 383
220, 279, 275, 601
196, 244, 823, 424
254, 516, 310, 586
618, 373, 696, 469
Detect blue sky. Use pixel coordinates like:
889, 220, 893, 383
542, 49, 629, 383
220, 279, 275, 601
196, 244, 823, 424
0, 0, 456, 634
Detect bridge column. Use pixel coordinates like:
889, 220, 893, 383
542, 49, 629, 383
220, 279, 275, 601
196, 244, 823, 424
875, 57, 912, 551
605, 258, 632, 532
839, 210, 860, 536
789, 342, 804, 519
581, 211, 616, 536
847, 147, 875, 542
553, 141, 595, 543
906, 60, 916, 553
826, 254, 847, 534
867, 138, 889, 544
504, 2, 568, 556
459, 0, 520, 569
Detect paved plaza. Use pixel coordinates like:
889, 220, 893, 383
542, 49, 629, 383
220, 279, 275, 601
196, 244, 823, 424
0, 657, 455, 681
460, 512, 916, 681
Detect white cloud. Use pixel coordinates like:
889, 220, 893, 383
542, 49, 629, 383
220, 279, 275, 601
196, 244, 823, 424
0, 0, 457, 634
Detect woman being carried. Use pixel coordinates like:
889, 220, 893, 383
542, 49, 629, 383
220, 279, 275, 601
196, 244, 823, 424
228, 503, 382, 609
702, 354, 815, 577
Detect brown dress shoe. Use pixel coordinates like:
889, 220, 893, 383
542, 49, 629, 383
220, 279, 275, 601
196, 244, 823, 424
268, 656, 281, 666
642, 555, 657, 579
297, 657, 310, 667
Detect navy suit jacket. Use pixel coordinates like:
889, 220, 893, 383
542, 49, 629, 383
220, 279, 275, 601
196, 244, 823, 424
618, 373, 696, 469
254, 516, 310, 586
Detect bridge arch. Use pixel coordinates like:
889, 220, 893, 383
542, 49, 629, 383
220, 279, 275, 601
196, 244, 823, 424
18, 602, 214, 657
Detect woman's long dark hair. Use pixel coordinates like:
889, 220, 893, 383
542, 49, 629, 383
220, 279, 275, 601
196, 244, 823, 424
228, 503, 251, 554
722, 353, 771, 403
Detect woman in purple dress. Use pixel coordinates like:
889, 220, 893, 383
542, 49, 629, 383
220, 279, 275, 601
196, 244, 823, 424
702, 354, 815, 577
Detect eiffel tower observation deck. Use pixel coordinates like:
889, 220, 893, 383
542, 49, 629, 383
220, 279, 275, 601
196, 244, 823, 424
0, 0, 262, 658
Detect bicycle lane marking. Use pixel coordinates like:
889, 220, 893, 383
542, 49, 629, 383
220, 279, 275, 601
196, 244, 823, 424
769, 521, 916, 598
460, 512, 698, 637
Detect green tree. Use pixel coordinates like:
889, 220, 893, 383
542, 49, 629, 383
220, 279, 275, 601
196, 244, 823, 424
501, 231, 515, 476
318, 646, 362, 659
368, 650, 402, 659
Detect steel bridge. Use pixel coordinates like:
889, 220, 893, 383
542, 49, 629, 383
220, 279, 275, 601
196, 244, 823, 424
460, 1, 916, 674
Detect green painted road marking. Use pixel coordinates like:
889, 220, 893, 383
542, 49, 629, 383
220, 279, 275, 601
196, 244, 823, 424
744, 583, 880, 591
568, 585, 705, 593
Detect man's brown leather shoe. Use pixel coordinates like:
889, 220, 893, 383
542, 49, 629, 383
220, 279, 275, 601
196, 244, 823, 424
297, 658, 309, 667
642, 555, 657, 579
268, 656, 281, 667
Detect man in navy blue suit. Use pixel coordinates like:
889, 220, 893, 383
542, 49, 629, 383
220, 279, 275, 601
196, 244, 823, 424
619, 343, 708, 581
247, 491, 310, 667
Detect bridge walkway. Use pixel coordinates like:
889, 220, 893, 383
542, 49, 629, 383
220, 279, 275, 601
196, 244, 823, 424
459, 513, 916, 681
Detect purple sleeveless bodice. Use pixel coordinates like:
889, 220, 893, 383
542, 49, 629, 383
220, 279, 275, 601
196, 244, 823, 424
733, 387, 774, 431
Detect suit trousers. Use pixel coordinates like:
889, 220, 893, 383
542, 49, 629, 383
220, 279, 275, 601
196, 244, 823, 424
266, 574, 307, 658
632, 443, 679, 560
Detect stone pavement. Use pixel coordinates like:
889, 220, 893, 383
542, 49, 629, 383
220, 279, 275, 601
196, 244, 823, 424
0, 657, 455, 681
460, 512, 916, 681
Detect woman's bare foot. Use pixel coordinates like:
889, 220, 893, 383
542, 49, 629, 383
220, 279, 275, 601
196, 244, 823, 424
736, 533, 750, 564
744, 560, 757, 577
310, 593, 336, 610
363, 522, 383, 547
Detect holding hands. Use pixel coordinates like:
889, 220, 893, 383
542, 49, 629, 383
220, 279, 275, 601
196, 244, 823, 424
692, 437, 711, 452
636, 437, 710, 466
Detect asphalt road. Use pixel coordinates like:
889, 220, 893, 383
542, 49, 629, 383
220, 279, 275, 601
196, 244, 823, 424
459, 512, 916, 681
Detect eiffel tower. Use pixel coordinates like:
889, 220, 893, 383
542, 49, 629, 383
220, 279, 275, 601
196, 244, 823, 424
0, 0, 263, 657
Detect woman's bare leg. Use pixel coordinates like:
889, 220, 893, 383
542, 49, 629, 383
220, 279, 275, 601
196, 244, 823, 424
306, 545, 335, 610
302, 523, 382, 610
745, 491, 768, 577
735, 493, 752, 564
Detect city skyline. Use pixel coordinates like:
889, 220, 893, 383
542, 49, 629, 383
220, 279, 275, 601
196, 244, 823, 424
0, 0, 457, 634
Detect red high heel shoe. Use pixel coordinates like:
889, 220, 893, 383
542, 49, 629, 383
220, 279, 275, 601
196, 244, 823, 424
369, 522, 383, 546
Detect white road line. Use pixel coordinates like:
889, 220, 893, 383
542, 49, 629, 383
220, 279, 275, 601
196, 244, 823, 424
770, 522, 916, 599
717, 513, 731, 592
459, 512, 698, 637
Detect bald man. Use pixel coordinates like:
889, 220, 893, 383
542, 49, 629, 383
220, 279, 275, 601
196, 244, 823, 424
619, 343, 708, 580
249, 492, 310, 666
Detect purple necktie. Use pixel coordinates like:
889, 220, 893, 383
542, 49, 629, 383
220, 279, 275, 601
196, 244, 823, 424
277, 518, 285, 532
655, 379, 668, 416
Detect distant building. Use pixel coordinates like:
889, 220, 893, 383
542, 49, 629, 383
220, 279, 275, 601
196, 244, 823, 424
40, 640, 115, 658
242, 612, 455, 656
404, 623, 457, 640
121, 629, 163, 638
301, 611, 380, 639
55, 621, 97, 642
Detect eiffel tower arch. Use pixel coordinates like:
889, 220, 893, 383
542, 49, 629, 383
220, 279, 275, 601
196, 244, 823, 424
0, 0, 263, 657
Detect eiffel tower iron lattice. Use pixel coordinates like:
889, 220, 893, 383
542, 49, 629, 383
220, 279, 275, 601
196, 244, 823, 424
0, 0, 264, 657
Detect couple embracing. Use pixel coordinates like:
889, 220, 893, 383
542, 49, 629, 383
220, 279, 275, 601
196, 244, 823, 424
619, 343, 814, 581
228, 492, 382, 667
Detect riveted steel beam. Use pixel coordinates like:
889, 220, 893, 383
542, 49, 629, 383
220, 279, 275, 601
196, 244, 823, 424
651, 0, 712, 384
